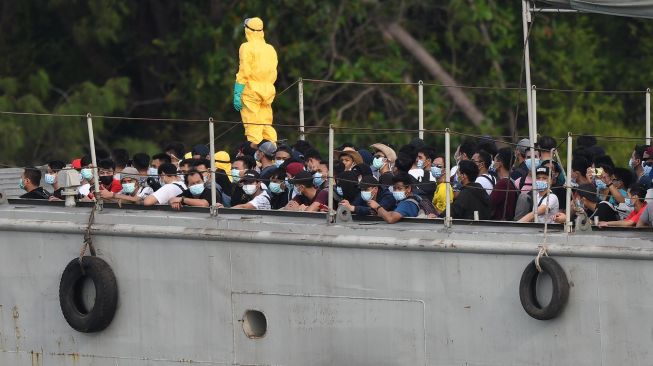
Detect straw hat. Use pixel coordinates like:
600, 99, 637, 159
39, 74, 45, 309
370, 143, 397, 163
334, 147, 364, 166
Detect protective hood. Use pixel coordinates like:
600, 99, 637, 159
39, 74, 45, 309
244, 17, 265, 42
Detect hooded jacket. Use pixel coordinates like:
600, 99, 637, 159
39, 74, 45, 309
451, 182, 492, 220
236, 18, 278, 105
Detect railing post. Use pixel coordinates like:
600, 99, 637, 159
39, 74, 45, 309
565, 132, 573, 233
532, 85, 537, 141
418, 80, 424, 140
86, 113, 102, 211
209, 117, 218, 216
327, 124, 335, 224
646, 88, 651, 145
522, 0, 534, 150
445, 128, 452, 228
298, 78, 305, 141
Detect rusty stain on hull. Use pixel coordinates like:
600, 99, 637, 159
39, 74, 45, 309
11, 306, 20, 350
31, 350, 41, 366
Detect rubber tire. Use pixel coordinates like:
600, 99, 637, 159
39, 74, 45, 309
519, 257, 569, 320
59, 256, 118, 332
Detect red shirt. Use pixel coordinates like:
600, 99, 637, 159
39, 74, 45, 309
625, 203, 647, 223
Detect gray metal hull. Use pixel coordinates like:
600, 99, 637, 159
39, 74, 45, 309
0, 202, 652, 365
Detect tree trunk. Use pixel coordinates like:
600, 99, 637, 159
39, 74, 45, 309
382, 22, 486, 127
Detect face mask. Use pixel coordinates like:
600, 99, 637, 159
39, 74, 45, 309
285, 177, 293, 190
372, 157, 385, 170
570, 177, 579, 188
269, 182, 283, 194
392, 190, 406, 201
534, 180, 549, 191
44, 173, 56, 185
121, 182, 136, 194
643, 164, 653, 176
231, 169, 241, 183
574, 198, 583, 209
431, 166, 443, 179
147, 167, 158, 177
81, 168, 93, 180
595, 179, 607, 190
525, 158, 541, 171
18, 178, 25, 190
335, 186, 343, 196
114, 173, 121, 181
416, 159, 425, 169
361, 190, 373, 201
488, 162, 496, 173
293, 185, 302, 195
275, 159, 284, 168
625, 198, 635, 207
628, 158, 635, 169
254, 152, 261, 162
313, 172, 324, 187
189, 183, 205, 196
99, 176, 113, 186
243, 184, 257, 195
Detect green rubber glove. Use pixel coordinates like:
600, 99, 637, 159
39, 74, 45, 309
233, 83, 245, 112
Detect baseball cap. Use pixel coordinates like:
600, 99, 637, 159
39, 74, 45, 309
290, 170, 314, 186
535, 166, 550, 177
240, 169, 260, 183
192, 144, 209, 157
286, 162, 305, 177
258, 141, 277, 157
119, 167, 140, 181
516, 138, 531, 155
358, 175, 379, 190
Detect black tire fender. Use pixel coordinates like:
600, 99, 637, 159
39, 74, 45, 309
519, 257, 570, 320
59, 256, 118, 332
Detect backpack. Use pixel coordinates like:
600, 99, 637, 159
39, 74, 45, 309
405, 195, 439, 218
514, 192, 547, 221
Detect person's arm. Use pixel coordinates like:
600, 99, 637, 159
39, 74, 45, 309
598, 219, 636, 228
518, 212, 534, 223
232, 202, 256, 209
114, 193, 143, 204
182, 197, 210, 207
143, 194, 159, 206
369, 200, 403, 224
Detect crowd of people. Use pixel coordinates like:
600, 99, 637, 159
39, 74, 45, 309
15, 134, 653, 227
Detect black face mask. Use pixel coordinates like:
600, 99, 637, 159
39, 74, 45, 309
99, 176, 113, 186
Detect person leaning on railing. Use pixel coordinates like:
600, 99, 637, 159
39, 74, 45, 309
598, 183, 648, 228
368, 173, 419, 224
99, 167, 153, 205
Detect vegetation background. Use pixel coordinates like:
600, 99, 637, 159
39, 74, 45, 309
1, 0, 652, 166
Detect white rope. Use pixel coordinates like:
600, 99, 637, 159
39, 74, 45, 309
535, 245, 549, 273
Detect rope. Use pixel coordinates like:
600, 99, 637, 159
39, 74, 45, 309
78, 204, 98, 272
534, 245, 549, 273
276, 79, 300, 97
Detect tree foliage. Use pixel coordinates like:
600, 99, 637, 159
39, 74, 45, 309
0, 0, 652, 165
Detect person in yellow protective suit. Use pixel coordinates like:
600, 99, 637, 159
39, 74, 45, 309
233, 17, 278, 149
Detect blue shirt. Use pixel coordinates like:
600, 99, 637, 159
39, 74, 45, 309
394, 199, 419, 218
351, 188, 396, 216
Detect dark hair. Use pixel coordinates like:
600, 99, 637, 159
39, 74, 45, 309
292, 140, 313, 155
417, 146, 437, 161
394, 151, 414, 173
184, 169, 202, 184
352, 163, 373, 177
398, 144, 417, 161
458, 160, 479, 182
179, 158, 195, 167
495, 147, 514, 169
571, 156, 590, 174
23, 167, 41, 185
392, 172, 413, 187
98, 159, 116, 170
132, 153, 150, 170
48, 160, 66, 172
629, 183, 647, 203
158, 163, 178, 176
112, 148, 130, 168
475, 150, 492, 169
613, 167, 635, 188
537, 136, 557, 151
193, 158, 211, 170
595, 162, 614, 176
164, 142, 185, 159
152, 153, 172, 164
269, 168, 285, 180
634, 145, 649, 161
275, 145, 293, 156
576, 135, 597, 148
332, 160, 345, 178
477, 139, 497, 158
233, 155, 256, 170
81, 155, 92, 167
593, 155, 614, 169
304, 148, 322, 161
458, 139, 477, 159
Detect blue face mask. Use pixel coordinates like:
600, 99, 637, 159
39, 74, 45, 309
269, 182, 283, 194
275, 159, 284, 168
625, 198, 635, 207
231, 169, 241, 183
392, 190, 406, 201
361, 190, 373, 201
254, 152, 261, 162
313, 172, 324, 187
335, 186, 343, 196
525, 158, 541, 171
147, 167, 158, 177
595, 179, 607, 190
643, 164, 653, 177
372, 157, 385, 170
416, 159, 425, 169
534, 180, 549, 191
189, 183, 205, 196
431, 166, 443, 179
18, 178, 25, 190
81, 168, 93, 180
121, 182, 136, 194
488, 162, 496, 173
44, 173, 56, 185
628, 158, 635, 169
285, 177, 293, 190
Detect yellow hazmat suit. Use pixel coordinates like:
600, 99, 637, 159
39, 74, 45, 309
234, 17, 278, 145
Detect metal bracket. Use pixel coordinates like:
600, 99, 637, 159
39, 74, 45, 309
335, 205, 353, 223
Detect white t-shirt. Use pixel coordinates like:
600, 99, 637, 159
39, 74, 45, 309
152, 181, 187, 204
78, 183, 91, 197
120, 186, 154, 199
248, 190, 271, 210
475, 174, 496, 196
536, 193, 559, 224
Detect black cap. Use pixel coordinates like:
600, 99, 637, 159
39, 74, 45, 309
574, 183, 598, 203
241, 169, 260, 183
358, 175, 379, 189
535, 166, 550, 177
290, 170, 314, 186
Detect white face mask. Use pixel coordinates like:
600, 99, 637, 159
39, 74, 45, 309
243, 184, 257, 195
